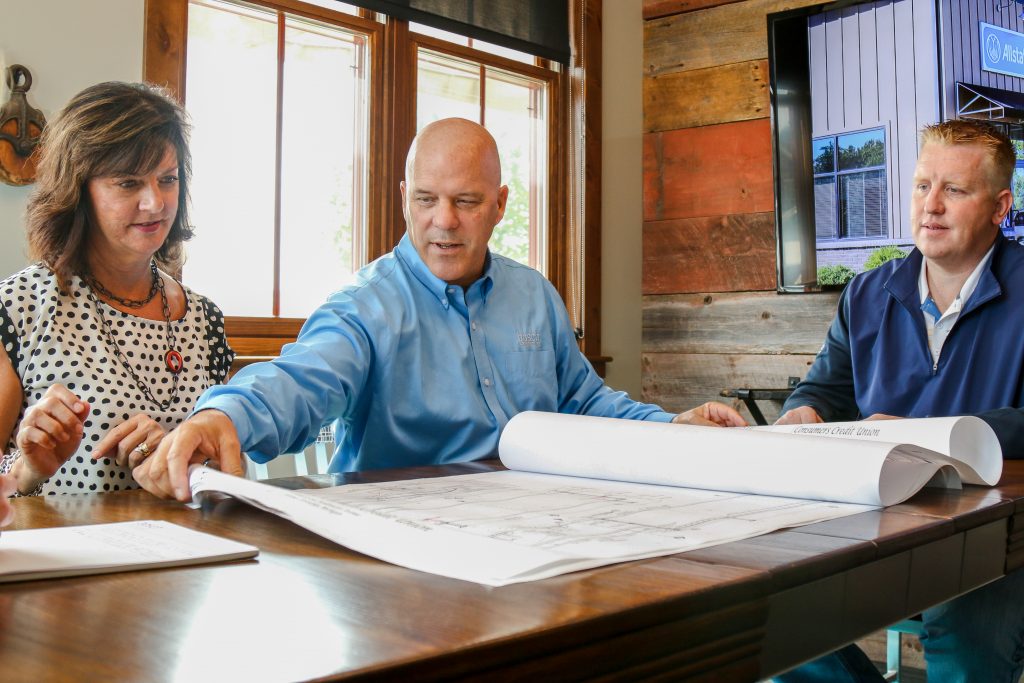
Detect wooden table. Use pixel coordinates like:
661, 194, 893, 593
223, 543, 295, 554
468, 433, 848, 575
3, 460, 1023, 683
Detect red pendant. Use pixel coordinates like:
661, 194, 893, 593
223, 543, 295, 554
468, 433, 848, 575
165, 350, 184, 374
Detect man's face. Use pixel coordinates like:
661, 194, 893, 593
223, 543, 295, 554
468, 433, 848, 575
401, 138, 508, 289
910, 142, 1012, 273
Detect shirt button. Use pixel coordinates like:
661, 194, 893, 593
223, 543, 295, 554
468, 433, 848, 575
471, 322, 478, 331
483, 378, 492, 387
447, 287, 455, 294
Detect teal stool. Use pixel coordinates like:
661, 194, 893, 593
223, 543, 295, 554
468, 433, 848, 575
885, 617, 925, 682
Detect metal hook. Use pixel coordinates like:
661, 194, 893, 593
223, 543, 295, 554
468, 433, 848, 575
6, 64, 32, 93
0, 64, 46, 158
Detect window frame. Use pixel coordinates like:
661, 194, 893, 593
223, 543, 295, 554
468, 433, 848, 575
812, 127, 888, 242
144, 0, 605, 372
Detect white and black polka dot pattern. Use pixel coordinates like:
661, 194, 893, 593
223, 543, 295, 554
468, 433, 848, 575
0, 264, 234, 495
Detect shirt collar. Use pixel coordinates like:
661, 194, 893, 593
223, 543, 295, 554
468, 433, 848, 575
918, 242, 996, 315
394, 234, 495, 306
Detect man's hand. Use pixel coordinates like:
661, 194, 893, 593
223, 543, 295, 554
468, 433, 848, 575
133, 410, 244, 502
864, 413, 901, 421
92, 414, 167, 469
14, 384, 90, 493
0, 474, 16, 527
672, 401, 747, 427
774, 406, 824, 425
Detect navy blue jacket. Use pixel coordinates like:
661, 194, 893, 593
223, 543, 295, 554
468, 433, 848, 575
784, 237, 1024, 458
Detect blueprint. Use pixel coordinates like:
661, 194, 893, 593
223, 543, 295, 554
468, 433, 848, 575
187, 412, 996, 586
190, 466, 872, 586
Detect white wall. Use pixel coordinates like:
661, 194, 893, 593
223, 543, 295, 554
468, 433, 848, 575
600, 0, 644, 398
0, 0, 144, 277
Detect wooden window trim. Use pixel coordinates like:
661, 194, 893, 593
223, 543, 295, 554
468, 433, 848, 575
411, 34, 559, 82
144, 0, 604, 374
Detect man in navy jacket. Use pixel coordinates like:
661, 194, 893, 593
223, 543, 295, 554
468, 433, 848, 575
776, 120, 1024, 682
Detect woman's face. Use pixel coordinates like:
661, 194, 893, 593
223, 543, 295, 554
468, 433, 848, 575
85, 145, 179, 266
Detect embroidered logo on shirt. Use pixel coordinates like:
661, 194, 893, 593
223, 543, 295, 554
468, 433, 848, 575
516, 331, 542, 349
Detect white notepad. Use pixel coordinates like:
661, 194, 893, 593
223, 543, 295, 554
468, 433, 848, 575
0, 519, 259, 582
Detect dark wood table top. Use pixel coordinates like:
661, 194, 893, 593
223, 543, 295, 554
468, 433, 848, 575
3, 460, 1022, 682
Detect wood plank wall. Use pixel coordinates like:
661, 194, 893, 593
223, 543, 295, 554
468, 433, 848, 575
641, 0, 839, 423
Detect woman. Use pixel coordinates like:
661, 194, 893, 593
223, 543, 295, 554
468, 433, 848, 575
0, 82, 234, 496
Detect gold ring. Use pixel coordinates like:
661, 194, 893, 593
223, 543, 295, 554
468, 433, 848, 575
134, 442, 151, 456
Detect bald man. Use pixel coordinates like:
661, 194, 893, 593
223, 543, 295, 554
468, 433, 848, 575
134, 119, 743, 501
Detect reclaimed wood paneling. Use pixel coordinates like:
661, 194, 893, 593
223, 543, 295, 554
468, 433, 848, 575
643, 290, 841, 354
643, 212, 777, 294
643, 119, 774, 222
644, 0, 821, 77
643, 0, 745, 20
644, 60, 768, 132
640, 0, 839, 417
642, 352, 816, 422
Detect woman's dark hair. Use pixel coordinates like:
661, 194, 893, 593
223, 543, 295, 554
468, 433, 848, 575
25, 81, 194, 290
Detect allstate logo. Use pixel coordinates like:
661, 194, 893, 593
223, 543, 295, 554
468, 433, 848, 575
987, 32, 1002, 64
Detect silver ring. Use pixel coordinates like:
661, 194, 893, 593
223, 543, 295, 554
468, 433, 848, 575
133, 442, 151, 456
202, 458, 212, 467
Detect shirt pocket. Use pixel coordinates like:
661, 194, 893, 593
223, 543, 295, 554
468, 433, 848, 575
502, 347, 557, 379
500, 347, 558, 411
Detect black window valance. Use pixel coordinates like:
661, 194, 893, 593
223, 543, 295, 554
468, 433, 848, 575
342, 0, 569, 64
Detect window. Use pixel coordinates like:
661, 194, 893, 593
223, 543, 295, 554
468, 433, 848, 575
812, 129, 888, 241
145, 0, 604, 370
184, 0, 371, 317
167, 0, 557, 307
413, 42, 550, 270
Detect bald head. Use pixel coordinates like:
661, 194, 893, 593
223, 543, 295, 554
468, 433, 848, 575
405, 118, 502, 187
400, 118, 509, 288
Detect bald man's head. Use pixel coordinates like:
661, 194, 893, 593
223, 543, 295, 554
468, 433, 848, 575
405, 118, 502, 187
400, 118, 508, 288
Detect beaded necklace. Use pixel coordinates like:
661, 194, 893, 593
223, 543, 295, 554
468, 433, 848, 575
85, 260, 160, 308
84, 267, 184, 411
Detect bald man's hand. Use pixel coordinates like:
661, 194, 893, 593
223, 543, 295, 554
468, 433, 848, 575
774, 406, 823, 425
133, 410, 244, 502
672, 401, 747, 427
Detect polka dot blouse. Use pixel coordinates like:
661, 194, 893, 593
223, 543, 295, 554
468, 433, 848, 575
0, 264, 234, 495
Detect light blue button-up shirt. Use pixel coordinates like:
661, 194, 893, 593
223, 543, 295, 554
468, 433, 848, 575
197, 235, 674, 472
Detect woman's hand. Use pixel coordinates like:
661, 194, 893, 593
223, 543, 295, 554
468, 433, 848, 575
13, 384, 90, 493
134, 410, 244, 502
92, 414, 167, 469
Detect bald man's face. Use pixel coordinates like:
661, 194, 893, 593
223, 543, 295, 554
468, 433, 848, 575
401, 137, 508, 289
